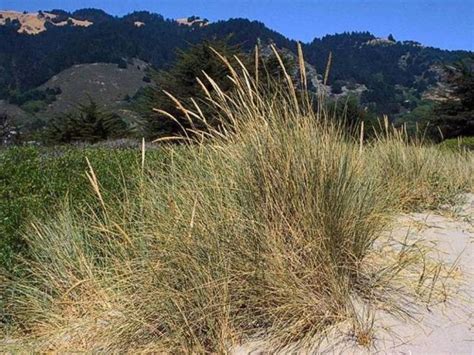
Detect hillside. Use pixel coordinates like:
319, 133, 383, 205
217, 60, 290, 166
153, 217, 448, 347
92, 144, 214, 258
0, 8, 471, 122
0, 59, 151, 133
0, 10, 92, 34
39, 59, 149, 114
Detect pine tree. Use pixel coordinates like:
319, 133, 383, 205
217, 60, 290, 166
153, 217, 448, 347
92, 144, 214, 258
46, 99, 128, 144
141, 40, 248, 138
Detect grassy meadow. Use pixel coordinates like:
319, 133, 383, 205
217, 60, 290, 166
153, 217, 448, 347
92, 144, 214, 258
1, 48, 473, 352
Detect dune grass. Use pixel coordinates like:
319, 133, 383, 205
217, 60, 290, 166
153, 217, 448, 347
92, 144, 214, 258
1, 47, 472, 352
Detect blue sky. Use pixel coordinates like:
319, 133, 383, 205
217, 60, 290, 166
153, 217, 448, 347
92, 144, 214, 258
2, 0, 473, 50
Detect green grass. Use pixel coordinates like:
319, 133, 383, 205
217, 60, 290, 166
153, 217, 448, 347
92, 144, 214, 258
439, 136, 474, 152
0, 146, 166, 269
1, 48, 472, 352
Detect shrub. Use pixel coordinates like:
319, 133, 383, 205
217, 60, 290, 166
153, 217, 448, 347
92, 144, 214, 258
20, 100, 48, 114
0, 112, 14, 144
117, 59, 128, 69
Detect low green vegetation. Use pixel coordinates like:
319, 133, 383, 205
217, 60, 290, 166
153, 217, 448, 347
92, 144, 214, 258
0, 146, 166, 269
1, 49, 472, 352
439, 136, 474, 151
6, 87, 61, 114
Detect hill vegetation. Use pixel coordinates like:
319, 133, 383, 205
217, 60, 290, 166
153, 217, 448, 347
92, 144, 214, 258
0, 9, 471, 127
39, 60, 150, 113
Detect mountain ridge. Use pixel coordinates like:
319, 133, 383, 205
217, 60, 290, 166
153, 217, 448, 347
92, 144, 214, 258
0, 8, 471, 121
0, 10, 92, 34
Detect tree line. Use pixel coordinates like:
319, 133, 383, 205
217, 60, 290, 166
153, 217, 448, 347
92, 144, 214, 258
2, 41, 470, 146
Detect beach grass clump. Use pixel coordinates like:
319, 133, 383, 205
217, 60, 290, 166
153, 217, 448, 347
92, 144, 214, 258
367, 130, 473, 210
2, 46, 472, 352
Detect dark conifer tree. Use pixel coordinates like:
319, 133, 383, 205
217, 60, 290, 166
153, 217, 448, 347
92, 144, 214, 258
430, 59, 474, 140
141, 39, 248, 138
46, 99, 128, 143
